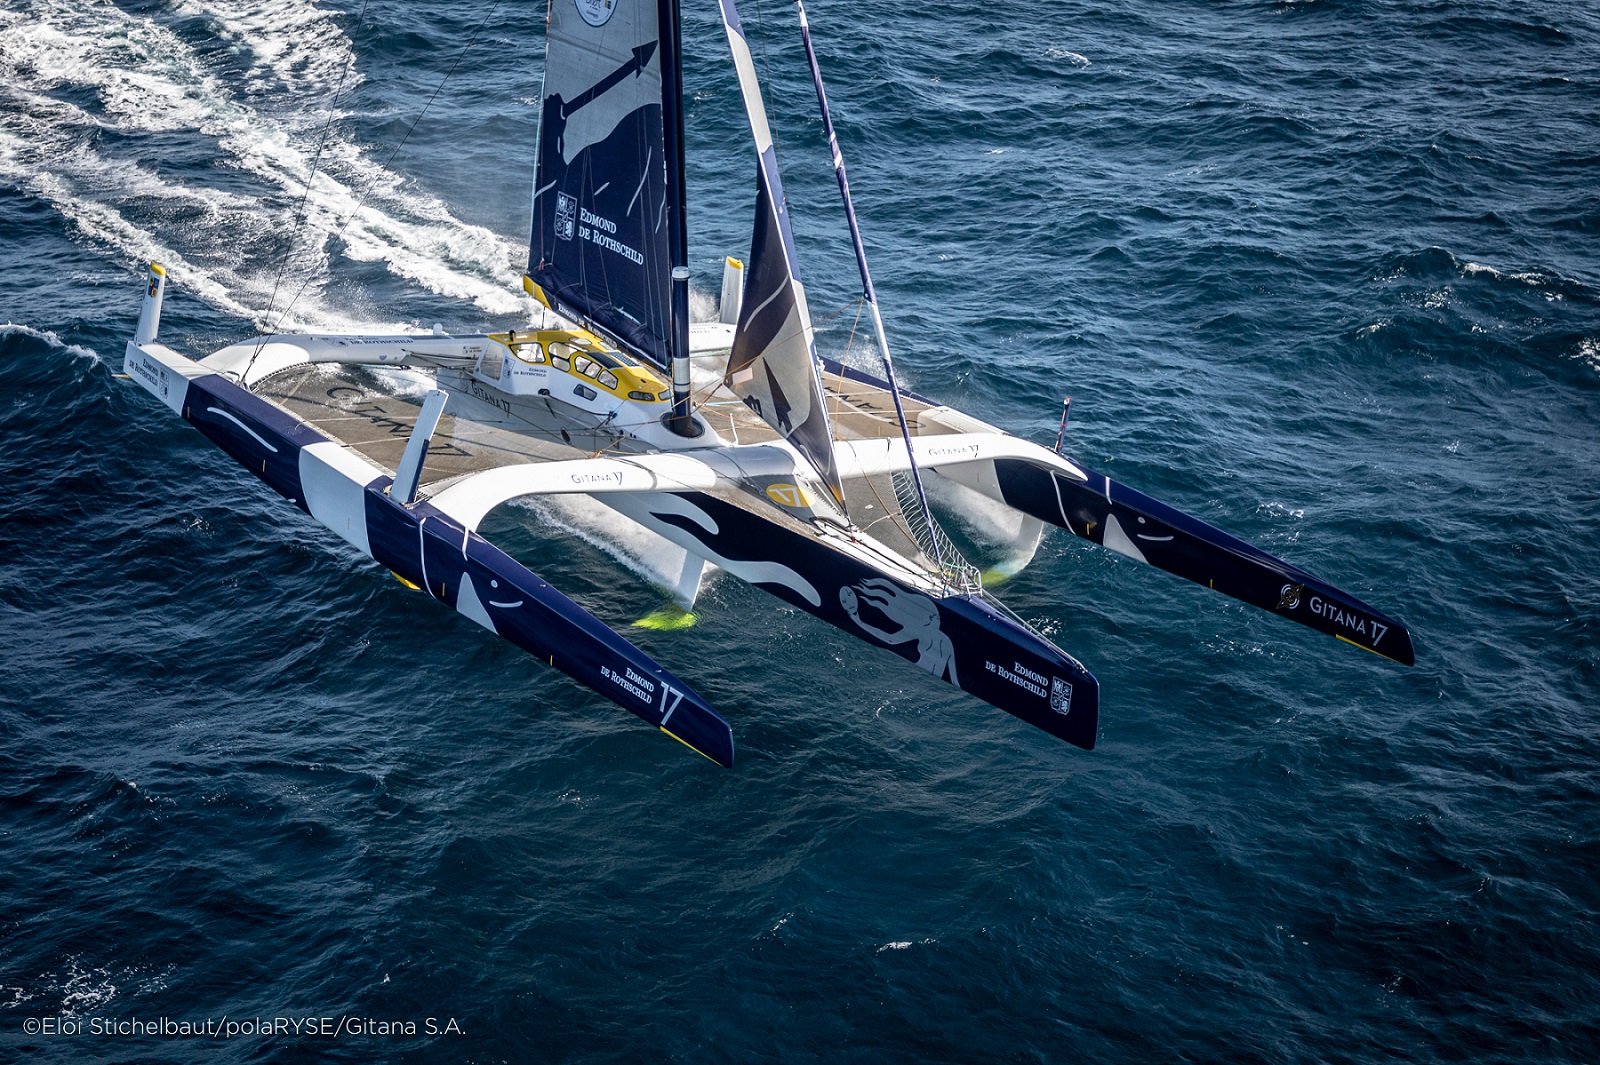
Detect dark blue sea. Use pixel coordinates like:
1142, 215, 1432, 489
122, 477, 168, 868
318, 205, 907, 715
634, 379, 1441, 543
3, 0, 1598, 1061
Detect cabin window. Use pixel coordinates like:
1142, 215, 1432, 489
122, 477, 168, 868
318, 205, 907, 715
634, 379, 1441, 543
573, 383, 597, 401
509, 342, 545, 365
658, 390, 670, 402
480, 347, 505, 379
550, 354, 569, 371
598, 370, 619, 390
628, 390, 657, 402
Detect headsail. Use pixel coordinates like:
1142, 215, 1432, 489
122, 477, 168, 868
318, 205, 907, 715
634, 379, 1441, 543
528, 0, 685, 367
718, 0, 845, 508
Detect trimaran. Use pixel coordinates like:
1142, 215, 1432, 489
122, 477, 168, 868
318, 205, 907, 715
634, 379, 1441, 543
122, 0, 1413, 767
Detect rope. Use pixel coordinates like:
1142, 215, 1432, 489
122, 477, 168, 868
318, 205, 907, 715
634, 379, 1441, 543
751, 0, 786, 179
262, 1, 505, 348
246, 0, 370, 374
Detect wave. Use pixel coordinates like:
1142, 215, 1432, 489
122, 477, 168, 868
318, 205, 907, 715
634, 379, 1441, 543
0, 321, 101, 363
1375, 246, 1598, 304
1576, 337, 1600, 374
506, 494, 721, 605
171, 0, 362, 103
0, 0, 534, 333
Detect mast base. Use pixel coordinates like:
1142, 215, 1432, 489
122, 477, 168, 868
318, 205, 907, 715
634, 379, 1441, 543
661, 411, 705, 438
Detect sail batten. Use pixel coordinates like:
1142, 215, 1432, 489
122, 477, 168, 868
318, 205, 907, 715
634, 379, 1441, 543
718, 0, 846, 508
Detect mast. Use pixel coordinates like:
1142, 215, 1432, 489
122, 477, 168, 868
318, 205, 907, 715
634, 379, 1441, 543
659, 0, 688, 277
659, 0, 698, 435
794, 0, 947, 575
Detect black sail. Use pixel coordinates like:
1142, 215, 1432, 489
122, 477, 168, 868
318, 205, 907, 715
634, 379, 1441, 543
528, 0, 683, 366
718, 0, 844, 505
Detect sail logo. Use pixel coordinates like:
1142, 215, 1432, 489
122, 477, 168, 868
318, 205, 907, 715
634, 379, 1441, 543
765, 483, 810, 508
555, 193, 578, 241
575, 0, 616, 27
1050, 677, 1073, 715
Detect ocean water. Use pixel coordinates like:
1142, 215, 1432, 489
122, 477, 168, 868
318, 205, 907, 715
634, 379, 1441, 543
3, 0, 1598, 1061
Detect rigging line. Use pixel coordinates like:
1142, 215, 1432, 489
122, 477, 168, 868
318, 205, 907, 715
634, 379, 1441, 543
795, 0, 946, 577
842, 293, 864, 364
749, 0, 788, 194
824, 298, 864, 438
248, 0, 371, 370
271, 0, 506, 338
812, 300, 856, 324
857, 457, 926, 571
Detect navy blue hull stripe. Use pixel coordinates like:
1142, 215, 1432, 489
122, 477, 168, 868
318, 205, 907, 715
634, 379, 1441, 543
993, 458, 1416, 665
175, 373, 735, 766
645, 494, 1099, 749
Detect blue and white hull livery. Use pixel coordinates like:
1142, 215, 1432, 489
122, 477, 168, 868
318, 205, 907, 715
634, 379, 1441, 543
124, 304, 737, 765
124, 265, 1105, 757
120, 0, 1412, 767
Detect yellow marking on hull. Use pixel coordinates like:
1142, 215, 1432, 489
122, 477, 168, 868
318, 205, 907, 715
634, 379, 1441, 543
1336, 633, 1405, 664
523, 275, 550, 307
150, 262, 166, 277
392, 571, 422, 591
660, 727, 723, 765
765, 483, 810, 508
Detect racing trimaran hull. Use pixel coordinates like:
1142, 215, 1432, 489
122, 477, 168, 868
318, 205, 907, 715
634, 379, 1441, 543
120, 0, 1411, 767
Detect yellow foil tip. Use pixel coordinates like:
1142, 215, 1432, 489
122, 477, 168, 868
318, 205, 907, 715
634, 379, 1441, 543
633, 605, 698, 631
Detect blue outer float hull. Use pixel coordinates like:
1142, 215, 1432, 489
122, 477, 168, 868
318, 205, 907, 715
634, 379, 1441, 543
991, 458, 1415, 666
174, 363, 737, 766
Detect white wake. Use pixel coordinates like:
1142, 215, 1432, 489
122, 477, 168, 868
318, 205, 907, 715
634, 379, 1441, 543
0, 0, 535, 333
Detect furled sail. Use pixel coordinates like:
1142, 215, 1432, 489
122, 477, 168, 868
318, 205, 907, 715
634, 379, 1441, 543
717, 0, 845, 507
528, 0, 685, 367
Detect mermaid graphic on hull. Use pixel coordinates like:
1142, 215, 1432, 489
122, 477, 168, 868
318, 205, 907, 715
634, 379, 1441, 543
840, 579, 958, 685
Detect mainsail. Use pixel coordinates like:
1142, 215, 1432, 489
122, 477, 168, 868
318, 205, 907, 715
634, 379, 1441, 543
718, 0, 846, 507
528, 0, 685, 367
